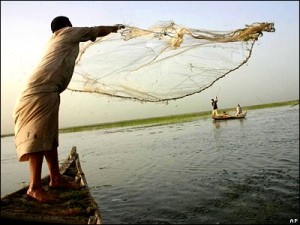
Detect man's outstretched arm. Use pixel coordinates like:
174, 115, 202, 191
97, 24, 125, 37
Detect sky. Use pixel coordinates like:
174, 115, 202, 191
1, 1, 299, 135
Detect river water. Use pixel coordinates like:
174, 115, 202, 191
1, 105, 299, 224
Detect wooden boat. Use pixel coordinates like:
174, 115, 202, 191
212, 111, 247, 120
1, 146, 102, 224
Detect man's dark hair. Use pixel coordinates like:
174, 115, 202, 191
51, 16, 72, 33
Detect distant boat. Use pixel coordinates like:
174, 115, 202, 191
212, 111, 247, 120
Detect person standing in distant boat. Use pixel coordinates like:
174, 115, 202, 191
236, 104, 242, 115
211, 96, 218, 116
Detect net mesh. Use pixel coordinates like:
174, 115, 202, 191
68, 21, 275, 103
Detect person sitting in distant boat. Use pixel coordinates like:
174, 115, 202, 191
236, 104, 242, 115
211, 96, 218, 116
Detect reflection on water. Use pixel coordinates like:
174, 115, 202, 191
1, 105, 299, 224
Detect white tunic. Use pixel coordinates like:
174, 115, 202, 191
13, 26, 100, 161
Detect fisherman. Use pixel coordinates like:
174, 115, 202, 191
13, 16, 125, 203
236, 104, 243, 115
211, 96, 218, 116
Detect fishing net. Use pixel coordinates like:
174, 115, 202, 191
68, 21, 275, 103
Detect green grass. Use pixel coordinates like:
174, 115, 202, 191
2, 99, 298, 137
59, 110, 212, 134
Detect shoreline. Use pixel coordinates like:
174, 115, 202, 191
2, 99, 298, 138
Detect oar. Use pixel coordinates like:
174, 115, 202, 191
216, 87, 221, 98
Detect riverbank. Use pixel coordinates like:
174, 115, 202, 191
2, 99, 298, 138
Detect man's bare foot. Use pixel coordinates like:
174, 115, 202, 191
27, 188, 57, 203
49, 175, 81, 190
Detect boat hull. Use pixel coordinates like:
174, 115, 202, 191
1, 147, 102, 224
212, 111, 247, 120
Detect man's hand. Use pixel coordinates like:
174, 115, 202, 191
115, 24, 125, 30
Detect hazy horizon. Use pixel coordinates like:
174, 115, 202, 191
2, 99, 298, 137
